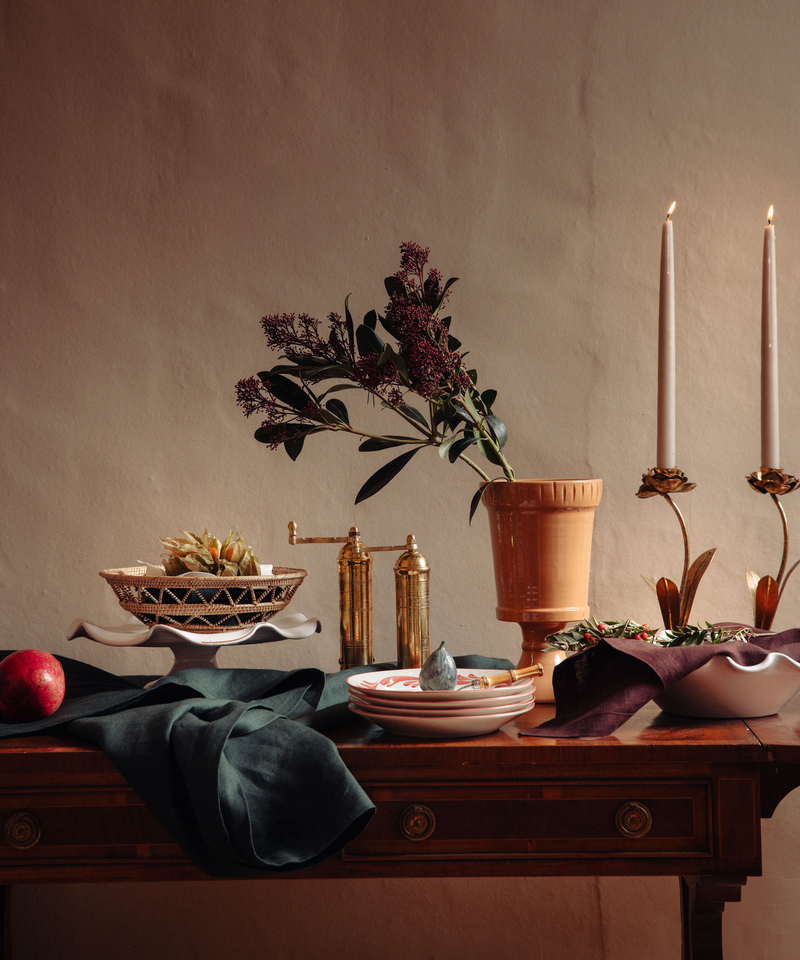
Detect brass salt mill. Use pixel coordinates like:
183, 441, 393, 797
288, 522, 430, 670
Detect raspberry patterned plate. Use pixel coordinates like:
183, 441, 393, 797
346, 667, 533, 702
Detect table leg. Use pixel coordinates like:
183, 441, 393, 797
680, 875, 747, 960
1, 885, 7, 960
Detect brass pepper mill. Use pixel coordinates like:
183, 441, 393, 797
394, 536, 430, 669
288, 522, 429, 670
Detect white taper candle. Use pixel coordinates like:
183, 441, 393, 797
657, 202, 677, 469
761, 205, 779, 470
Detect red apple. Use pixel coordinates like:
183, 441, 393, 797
0, 650, 66, 723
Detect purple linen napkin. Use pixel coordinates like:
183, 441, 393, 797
520, 629, 800, 739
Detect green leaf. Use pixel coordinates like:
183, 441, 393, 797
319, 383, 362, 397
344, 294, 354, 349
480, 389, 497, 410
363, 309, 378, 330
384, 276, 406, 299
467, 369, 478, 386
447, 335, 462, 351
359, 436, 417, 451
399, 403, 429, 428
451, 402, 477, 426
254, 424, 291, 445
258, 365, 304, 381
299, 356, 342, 368
432, 404, 447, 426
325, 398, 350, 424
476, 438, 505, 466
468, 485, 485, 525
440, 316, 452, 331
356, 324, 384, 357
375, 343, 411, 385
433, 276, 459, 314
448, 436, 477, 462
438, 435, 459, 459
306, 364, 354, 381
263, 374, 311, 412
317, 409, 347, 426
485, 414, 508, 449
355, 448, 420, 503
285, 432, 308, 461
377, 312, 397, 338
463, 390, 482, 420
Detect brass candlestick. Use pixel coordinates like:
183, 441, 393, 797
636, 467, 716, 629
745, 469, 800, 629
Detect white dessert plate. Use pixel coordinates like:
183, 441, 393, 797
348, 701, 534, 738
654, 651, 800, 719
349, 687, 534, 712
349, 692, 535, 718
347, 668, 533, 702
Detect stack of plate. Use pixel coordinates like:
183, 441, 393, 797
346, 667, 535, 739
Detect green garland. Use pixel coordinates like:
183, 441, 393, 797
545, 618, 753, 654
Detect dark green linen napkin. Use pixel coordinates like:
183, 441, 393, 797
0, 652, 511, 876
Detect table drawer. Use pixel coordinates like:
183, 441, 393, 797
0, 788, 183, 863
344, 781, 710, 860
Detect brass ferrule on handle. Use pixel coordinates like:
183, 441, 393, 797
288, 523, 430, 672
470, 663, 544, 689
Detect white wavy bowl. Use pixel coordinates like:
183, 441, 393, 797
349, 692, 535, 718
654, 651, 800, 719
347, 668, 533, 702
348, 701, 533, 738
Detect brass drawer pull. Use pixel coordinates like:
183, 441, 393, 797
400, 804, 436, 841
4, 812, 42, 849
615, 801, 653, 838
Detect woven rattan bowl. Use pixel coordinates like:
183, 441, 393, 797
99, 566, 308, 633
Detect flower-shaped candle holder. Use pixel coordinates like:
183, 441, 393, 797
636, 467, 716, 629
746, 469, 800, 629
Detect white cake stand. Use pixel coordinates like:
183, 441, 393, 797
67, 612, 321, 677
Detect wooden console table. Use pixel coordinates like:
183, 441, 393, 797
2, 698, 800, 960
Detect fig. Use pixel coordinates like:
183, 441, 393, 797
0, 650, 66, 723
419, 640, 457, 691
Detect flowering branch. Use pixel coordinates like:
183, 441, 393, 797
236, 242, 514, 514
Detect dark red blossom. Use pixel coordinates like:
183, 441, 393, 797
403, 333, 471, 399
235, 376, 320, 449
352, 353, 400, 399
235, 376, 271, 418
257, 423, 306, 450
260, 312, 352, 365
380, 242, 468, 399
397, 241, 430, 279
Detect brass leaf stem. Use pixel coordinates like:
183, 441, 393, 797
746, 470, 799, 629
778, 558, 800, 604
636, 467, 715, 630
772, 493, 790, 585
662, 493, 690, 600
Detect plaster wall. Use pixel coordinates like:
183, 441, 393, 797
3, 0, 800, 956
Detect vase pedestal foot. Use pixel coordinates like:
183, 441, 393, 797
517, 622, 569, 703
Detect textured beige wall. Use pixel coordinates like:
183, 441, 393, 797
3, 0, 800, 956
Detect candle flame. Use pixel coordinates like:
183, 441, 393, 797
768, 205, 774, 224
667, 201, 676, 218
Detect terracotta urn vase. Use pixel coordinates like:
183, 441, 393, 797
482, 478, 603, 701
